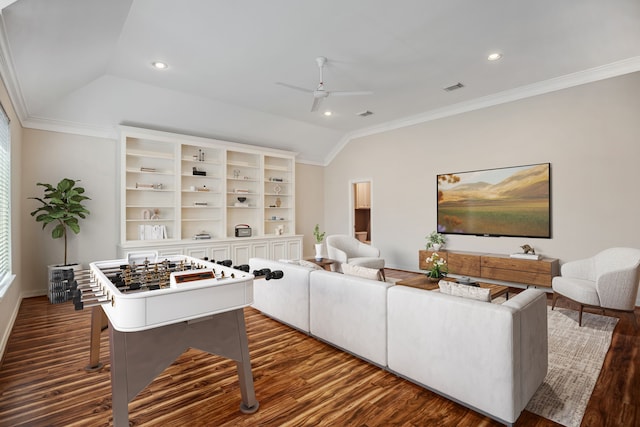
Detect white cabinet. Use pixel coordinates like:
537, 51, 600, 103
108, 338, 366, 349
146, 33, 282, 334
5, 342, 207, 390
119, 126, 299, 263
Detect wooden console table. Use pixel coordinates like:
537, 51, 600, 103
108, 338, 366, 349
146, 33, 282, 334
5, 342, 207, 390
418, 250, 559, 287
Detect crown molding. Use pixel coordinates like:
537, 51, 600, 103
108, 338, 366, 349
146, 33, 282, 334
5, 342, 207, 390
23, 115, 119, 139
324, 56, 640, 166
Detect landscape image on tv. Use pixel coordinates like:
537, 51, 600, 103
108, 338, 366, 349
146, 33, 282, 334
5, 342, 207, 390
437, 163, 551, 238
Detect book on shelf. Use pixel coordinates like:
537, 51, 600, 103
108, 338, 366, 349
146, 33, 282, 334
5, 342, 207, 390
510, 253, 542, 260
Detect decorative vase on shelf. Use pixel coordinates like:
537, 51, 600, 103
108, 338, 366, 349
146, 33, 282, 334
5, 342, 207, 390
432, 243, 442, 251
315, 243, 323, 261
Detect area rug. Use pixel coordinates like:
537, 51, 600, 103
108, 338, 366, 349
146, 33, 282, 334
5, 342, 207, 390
525, 306, 618, 427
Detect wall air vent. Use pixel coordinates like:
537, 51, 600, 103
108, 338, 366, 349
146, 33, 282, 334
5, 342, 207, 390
356, 110, 374, 117
444, 82, 465, 92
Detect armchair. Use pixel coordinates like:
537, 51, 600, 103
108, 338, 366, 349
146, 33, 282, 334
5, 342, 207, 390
552, 247, 640, 326
325, 234, 385, 278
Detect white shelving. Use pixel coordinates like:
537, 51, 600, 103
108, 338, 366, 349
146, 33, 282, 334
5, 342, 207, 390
119, 126, 300, 261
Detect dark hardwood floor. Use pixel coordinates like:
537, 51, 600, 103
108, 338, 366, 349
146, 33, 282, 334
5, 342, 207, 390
0, 269, 637, 426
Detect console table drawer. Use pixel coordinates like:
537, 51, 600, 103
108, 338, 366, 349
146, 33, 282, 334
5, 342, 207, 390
447, 252, 480, 277
481, 256, 559, 287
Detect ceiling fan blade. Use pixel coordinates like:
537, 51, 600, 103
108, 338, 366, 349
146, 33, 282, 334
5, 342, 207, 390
310, 96, 323, 112
276, 82, 313, 94
329, 90, 373, 97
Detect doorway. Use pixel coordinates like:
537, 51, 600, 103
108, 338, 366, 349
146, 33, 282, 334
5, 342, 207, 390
352, 180, 371, 243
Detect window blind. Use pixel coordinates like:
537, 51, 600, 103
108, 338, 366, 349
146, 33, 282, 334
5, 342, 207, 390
0, 103, 11, 287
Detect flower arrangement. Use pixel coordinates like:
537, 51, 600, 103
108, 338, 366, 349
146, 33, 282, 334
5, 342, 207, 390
425, 231, 446, 250
425, 252, 448, 279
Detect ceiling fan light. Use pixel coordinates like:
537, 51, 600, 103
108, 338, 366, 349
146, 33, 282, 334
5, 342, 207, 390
487, 53, 503, 61
323, 111, 332, 116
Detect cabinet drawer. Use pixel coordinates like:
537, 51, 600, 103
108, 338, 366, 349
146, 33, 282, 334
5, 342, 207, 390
482, 256, 553, 274
448, 252, 481, 276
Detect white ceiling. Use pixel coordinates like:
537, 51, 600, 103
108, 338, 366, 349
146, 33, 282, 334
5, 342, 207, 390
1, 0, 639, 163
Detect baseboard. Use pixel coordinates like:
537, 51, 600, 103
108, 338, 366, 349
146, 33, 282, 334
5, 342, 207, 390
0, 292, 23, 366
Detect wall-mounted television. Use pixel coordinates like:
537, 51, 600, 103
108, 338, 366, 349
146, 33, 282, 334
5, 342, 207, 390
437, 163, 551, 238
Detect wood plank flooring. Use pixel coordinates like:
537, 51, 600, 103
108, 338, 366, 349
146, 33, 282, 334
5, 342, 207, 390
0, 269, 637, 426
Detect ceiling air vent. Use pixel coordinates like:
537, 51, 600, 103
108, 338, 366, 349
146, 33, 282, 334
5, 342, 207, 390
356, 110, 374, 117
444, 82, 464, 92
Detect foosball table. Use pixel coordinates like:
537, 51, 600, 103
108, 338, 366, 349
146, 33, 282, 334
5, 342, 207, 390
79, 253, 259, 426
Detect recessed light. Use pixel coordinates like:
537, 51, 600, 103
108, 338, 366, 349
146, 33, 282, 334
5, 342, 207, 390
323, 111, 332, 116
152, 61, 168, 70
487, 53, 503, 61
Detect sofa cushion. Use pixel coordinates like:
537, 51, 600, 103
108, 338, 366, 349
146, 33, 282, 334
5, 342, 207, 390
341, 263, 383, 281
439, 280, 491, 302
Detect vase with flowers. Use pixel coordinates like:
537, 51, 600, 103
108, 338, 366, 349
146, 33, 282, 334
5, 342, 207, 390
425, 252, 448, 281
425, 230, 446, 251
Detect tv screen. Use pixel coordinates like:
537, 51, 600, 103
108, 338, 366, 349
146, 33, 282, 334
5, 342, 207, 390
437, 163, 551, 238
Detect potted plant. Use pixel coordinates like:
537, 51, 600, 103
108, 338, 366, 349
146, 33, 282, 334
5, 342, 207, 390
30, 178, 91, 303
30, 178, 91, 266
425, 230, 446, 251
313, 224, 326, 261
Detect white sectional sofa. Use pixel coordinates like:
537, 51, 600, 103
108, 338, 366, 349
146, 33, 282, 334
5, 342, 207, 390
249, 258, 548, 426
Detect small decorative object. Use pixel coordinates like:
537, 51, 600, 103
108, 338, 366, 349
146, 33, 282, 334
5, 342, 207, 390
192, 166, 206, 176
150, 209, 160, 220
425, 252, 448, 281
426, 231, 446, 251
274, 184, 281, 195
521, 244, 535, 254
237, 196, 247, 203
313, 224, 326, 261
233, 169, 241, 179
275, 197, 282, 207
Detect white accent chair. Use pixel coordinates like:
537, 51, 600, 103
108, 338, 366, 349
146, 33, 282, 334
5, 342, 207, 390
325, 234, 385, 278
552, 247, 640, 326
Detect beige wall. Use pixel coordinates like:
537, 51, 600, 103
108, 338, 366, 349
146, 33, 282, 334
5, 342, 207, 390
325, 72, 640, 275
20, 129, 118, 296
0, 76, 23, 356
295, 162, 325, 257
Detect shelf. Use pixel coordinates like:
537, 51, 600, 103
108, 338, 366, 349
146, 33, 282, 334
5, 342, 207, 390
126, 187, 174, 192
127, 149, 174, 159
182, 205, 220, 209
126, 168, 174, 175
181, 157, 222, 165
227, 161, 259, 168
126, 219, 174, 223
264, 165, 290, 172
182, 218, 222, 222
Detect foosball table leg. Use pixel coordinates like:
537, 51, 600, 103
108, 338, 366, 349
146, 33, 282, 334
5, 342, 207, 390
234, 309, 259, 414
84, 306, 107, 371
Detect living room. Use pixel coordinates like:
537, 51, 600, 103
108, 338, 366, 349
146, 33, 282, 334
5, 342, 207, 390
0, 1, 639, 426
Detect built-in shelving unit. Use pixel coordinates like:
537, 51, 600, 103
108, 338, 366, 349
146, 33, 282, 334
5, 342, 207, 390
119, 126, 302, 264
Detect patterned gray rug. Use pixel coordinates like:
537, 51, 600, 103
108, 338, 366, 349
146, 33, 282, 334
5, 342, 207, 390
525, 306, 618, 427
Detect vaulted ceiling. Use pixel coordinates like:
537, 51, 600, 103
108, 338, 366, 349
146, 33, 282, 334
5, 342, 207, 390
1, 0, 639, 163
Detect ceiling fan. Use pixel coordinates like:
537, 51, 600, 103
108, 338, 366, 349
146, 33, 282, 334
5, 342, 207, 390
277, 56, 373, 112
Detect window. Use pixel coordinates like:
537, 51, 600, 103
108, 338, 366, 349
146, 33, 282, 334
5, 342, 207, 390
0, 102, 12, 295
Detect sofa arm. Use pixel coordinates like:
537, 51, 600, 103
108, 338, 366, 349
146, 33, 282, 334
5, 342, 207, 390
596, 267, 640, 310
502, 289, 548, 413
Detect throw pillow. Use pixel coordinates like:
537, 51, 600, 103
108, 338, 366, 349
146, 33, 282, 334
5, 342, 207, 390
438, 280, 491, 302
341, 263, 383, 281
298, 259, 323, 270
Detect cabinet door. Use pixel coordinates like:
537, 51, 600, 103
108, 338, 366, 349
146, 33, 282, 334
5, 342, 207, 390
287, 238, 302, 259
231, 243, 252, 265
270, 240, 287, 260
